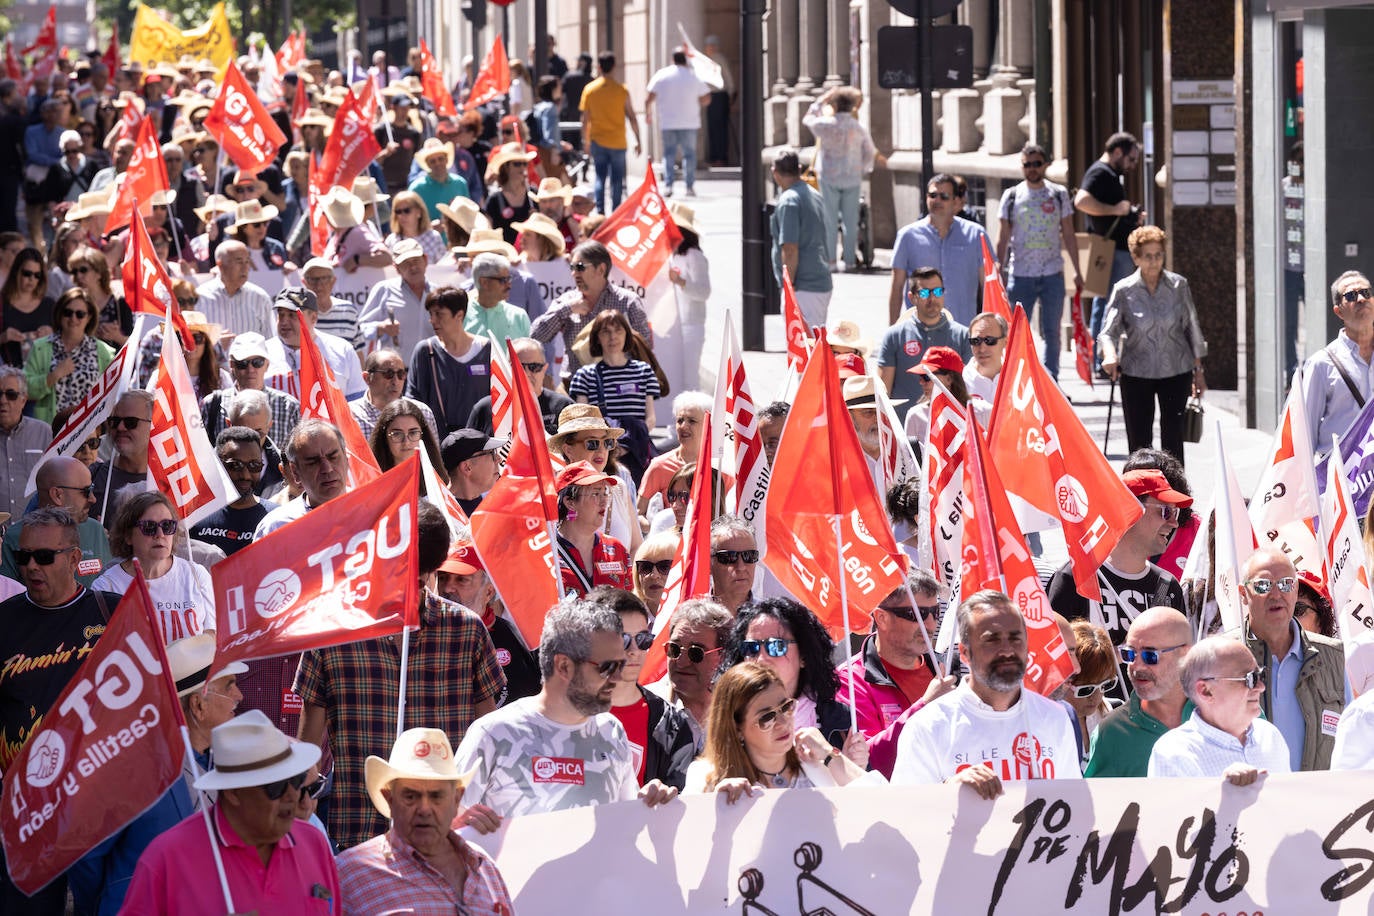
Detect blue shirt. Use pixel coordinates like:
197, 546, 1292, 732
891, 216, 989, 326
1270, 620, 1308, 772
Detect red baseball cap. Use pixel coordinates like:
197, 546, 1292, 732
439, 541, 484, 575
908, 345, 964, 376
1121, 469, 1193, 507
554, 460, 619, 491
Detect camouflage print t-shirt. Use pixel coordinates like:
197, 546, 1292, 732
454, 697, 638, 818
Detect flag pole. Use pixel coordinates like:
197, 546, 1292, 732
831, 514, 858, 734
902, 579, 945, 680
396, 625, 411, 739
549, 520, 565, 600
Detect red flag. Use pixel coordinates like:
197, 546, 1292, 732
318, 86, 383, 191
202, 59, 289, 175
471, 341, 561, 646
414, 38, 457, 117
639, 413, 715, 685
299, 320, 380, 487
121, 210, 193, 350
960, 407, 1076, 697
354, 75, 381, 125
1, 568, 185, 895
290, 69, 311, 134
104, 116, 168, 234
101, 24, 119, 76
980, 235, 1013, 322
3, 39, 21, 81
782, 267, 811, 374
712, 322, 768, 523
591, 170, 682, 289
1069, 291, 1094, 387
277, 29, 305, 71
307, 157, 329, 257
922, 378, 967, 596
464, 35, 510, 111
110, 95, 143, 144
988, 307, 1142, 602
763, 334, 905, 638
21, 6, 56, 57
213, 458, 420, 668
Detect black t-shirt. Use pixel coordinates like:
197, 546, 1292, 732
490, 615, 542, 705
457, 494, 483, 516
1080, 160, 1138, 249
91, 461, 150, 525
483, 190, 536, 246
1046, 559, 1185, 649
376, 123, 422, 194
0, 588, 117, 771
190, 498, 278, 556
467, 389, 573, 436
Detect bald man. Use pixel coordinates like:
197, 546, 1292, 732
1, 456, 113, 585
1084, 606, 1193, 777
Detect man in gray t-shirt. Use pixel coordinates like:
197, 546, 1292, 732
770, 149, 833, 328
877, 268, 972, 405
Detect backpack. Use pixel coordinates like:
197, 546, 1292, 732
524, 107, 545, 147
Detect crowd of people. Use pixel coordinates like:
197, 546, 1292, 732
0, 28, 1366, 916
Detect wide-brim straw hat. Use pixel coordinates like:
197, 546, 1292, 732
438, 197, 480, 234
667, 200, 698, 235
65, 190, 114, 222
842, 374, 906, 408
351, 175, 390, 206
531, 177, 574, 205
230, 199, 278, 230
455, 228, 517, 260
485, 141, 538, 181
165, 633, 248, 698
322, 186, 364, 229
825, 318, 871, 358
364, 727, 478, 818
194, 193, 238, 225
416, 138, 455, 170
549, 404, 627, 451
297, 107, 334, 129
194, 710, 320, 791
511, 212, 566, 256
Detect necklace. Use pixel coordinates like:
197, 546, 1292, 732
756, 766, 793, 789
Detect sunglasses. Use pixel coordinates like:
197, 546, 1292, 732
61, 310, 88, 320
179, 297, 199, 308
755, 696, 797, 731
926, 191, 953, 201
222, 458, 265, 473
192, 332, 208, 345
969, 335, 1003, 347
635, 558, 673, 577
712, 549, 760, 565
1294, 601, 1318, 618
665, 490, 691, 506
910, 287, 946, 299
1202, 667, 1265, 690
1340, 288, 1373, 304
14, 547, 74, 566
1245, 576, 1296, 595
1070, 677, 1117, 699
570, 261, 590, 272
108, 415, 150, 430
393, 207, 416, 215
79, 436, 101, 451
261, 771, 309, 800
232, 357, 268, 370
581, 657, 626, 679
1148, 505, 1183, 522
71, 265, 92, 275
521, 361, 547, 373
622, 630, 655, 651
483, 274, 513, 285
64, 147, 82, 155
19, 269, 42, 280
54, 484, 96, 498
387, 427, 424, 442
576, 437, 619, 451
370, 368, 408, 381
0, 389, 23, 401
1118, 643, 1188, 665
878, 602, 941, 622
302, 776, 327, 799
1022, 159, 1045, 168
135, 518, 179, 537
741, 637, 793, 659
665, 641, 723, 664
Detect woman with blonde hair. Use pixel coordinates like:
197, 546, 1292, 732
632, 530, 679, 612
1065, 620, 1118, 770
386, 189, 447, 264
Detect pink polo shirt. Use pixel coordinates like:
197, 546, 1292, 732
121, 804, 341, 915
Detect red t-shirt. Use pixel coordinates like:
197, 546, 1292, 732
611, 696, 650, 784
885, 659, 935, 711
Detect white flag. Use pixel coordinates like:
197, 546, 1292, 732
1320, 443, 1374, 694
1249, 364, 1323, 580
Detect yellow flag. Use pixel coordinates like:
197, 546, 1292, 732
128, 3, 236, 79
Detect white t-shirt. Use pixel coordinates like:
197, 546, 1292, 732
453, 697, 638, 819
1333, 689, 1374, 770
890, 681, 1082, 784
646, 65, 709, 130
92, 557, 216, 644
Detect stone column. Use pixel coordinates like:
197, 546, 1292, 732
824, 0, 851, 88
794, 0, 827, 93
771, 0, 799, 94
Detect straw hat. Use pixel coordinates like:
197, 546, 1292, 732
666, 200, 698, 235
351, 175, 390, 206
321, 186, 364, 229
165, 633, 248, 698
415, 137, 455, 170
825, 319, 871, 358
391, 238, 427, 265
531, 177, 574, 205
842, 375, 906, 408
485, 141, 537, 181
319, 87, 350, 109
193, 193, 237, 226
180, 310, 223, 346
455, 228, 517, 260
437, 197, 480, 234
166, 88, 208, 108
65, 190, 113, 222
364, 727, 477, 818
549, 404, 626, 451
511, 212, 566, 256
297, 107, 334, 129
147, 188, 178, 208
194, 710, 320, 792
230, 199, 279, 231
194, 58, 217, 75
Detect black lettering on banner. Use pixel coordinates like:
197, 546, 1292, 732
1321, 799, 1374, 900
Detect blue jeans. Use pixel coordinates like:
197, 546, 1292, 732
1008, 272, 1067, 380
660, 128, 698, 191
1090, 249, 1136, 371
821, 182, 861, 267
590, 141, 627, 213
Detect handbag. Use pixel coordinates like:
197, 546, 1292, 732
1182, 396, 1205, 444
1081, 216, 1120, 299
800, 146, 820, 191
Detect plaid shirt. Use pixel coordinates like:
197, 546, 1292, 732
202, 385, 301, 448
337, 828, 514, 916
295, 590, 506, 851
530, 282, 650, 376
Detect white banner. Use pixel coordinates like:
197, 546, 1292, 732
521, 259, 575, 316
333, 264, 399, 313
476, 776, 1374, 914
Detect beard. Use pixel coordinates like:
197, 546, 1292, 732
983, 656, 1027, 692
566, 669, 612, 716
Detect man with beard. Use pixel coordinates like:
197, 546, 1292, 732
1085, 607, 1194, 777
891, 590, 1082, 796
452, 597, 678, 833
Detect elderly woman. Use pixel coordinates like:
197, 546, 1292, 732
639, 390, 711, 522
1099, 225, 1207, 464
632, 530, 679, 612
1065, 621, 1117, 770
803, 86, 879, 272
385, 189, 447, 264
569, 309, 660, 484
67, 245, 131, 349
92, 490, 215, 644
1, 247, 56, 367
24, 287, 115, 422
550, 403, 640, 553
555, 460, 633, 597
684, 663, 870, 798
481, 142, 539, 245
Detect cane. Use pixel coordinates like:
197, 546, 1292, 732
1102, 375, 1117, 452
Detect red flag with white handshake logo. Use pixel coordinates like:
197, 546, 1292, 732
212, 457, 421, 669
202, 59, 288, 175
988, 306, 1142, 601
591, 170, 682, 289
1, 566, 184, 896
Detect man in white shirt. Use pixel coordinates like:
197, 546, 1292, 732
645, 50, 710, 198
1148, 636, 1291, 785
264, 287, 365, 401
963, 311, 1007, 404
891, 589, 1081, 797
195, 239, 274, 340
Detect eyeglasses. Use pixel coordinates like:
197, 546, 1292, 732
79, 436, 101, 451
575, 437, 618, 451
1294, 602, 1317, 618
1022, 159, 1045, 168
878, 601, 941, 622
1118, 643, 1188, 665
969, 335, 1004, 347
570, 261, 590, 272
754, 696, 797, 731
0, 389, 23, 401
579, 657, 626, 679
1245, 576, 1297, 595
261, 771, 309, 800
231, 357, 268, 370
222, 459, 265, 473
301, 776, 327, 799
14, 547, 74, 566
622, 630, 655, 651
635, 558, 673, 577
179, 297, 200, 308
1202, 667, 1265, 690
370, 368, 408, 381
1340, 288, 1373, 303
71, 266, 92, 275
63, 148, 82, 155
1148, 505, 1182, 522
712, 549, 760, 565
910, 287, 945, 299
926, 191, 952, 201
521, 361, 546, 373
665, 490, 690, 505
53, 484, 96, 499
108, 415, 150, 430
1070, 677, 1117, 699
741, 637, 793, 659
19, 269, 42, 280
483, 274, 513, 285
665, 642, 723, 664
387, 427, 425, 442
135, 519, 179, 537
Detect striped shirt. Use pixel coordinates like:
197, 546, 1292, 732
195, 278, 274, 339
315, 296, 364, 351
569, 359, 659, 421
336, 828, 514, 916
